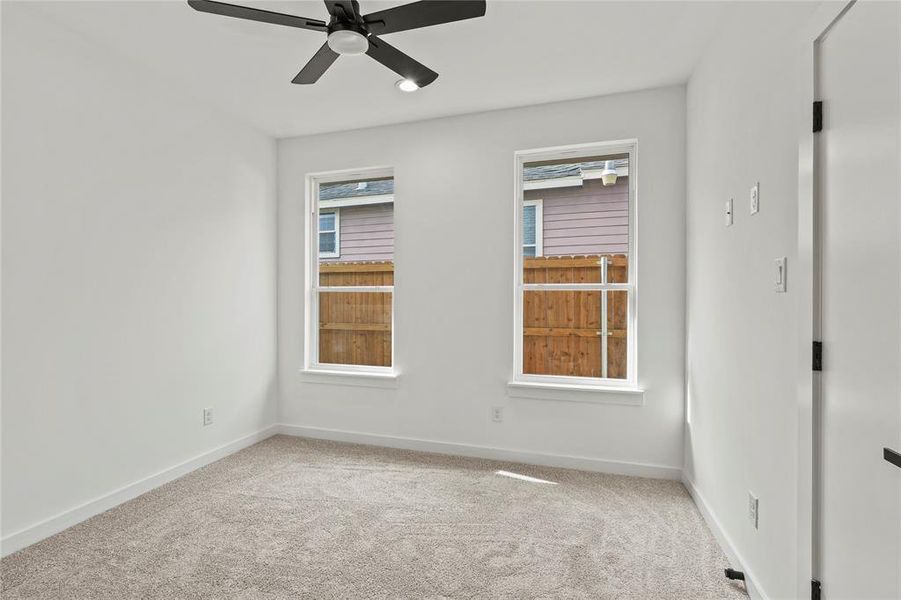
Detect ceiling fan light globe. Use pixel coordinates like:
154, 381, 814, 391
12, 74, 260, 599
327, 30, 368, 55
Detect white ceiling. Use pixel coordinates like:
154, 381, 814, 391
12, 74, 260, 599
30, 1, 736, 138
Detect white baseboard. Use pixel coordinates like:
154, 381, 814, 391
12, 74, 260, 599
1, 425, 279, 558
277, 423, 682, 480
682, 476, 768, 600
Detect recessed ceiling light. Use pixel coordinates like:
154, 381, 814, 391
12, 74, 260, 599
395, 79, 419, 93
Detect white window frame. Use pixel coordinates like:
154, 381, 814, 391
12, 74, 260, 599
318, 208, 340, 259
304, 166, 396, 376
522, 199, 543, 257
512, 140, 638, 390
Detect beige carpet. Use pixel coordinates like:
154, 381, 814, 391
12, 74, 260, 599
2, 435, 747, 599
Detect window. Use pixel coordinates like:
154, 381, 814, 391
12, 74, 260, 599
523, 200, 543, 257
307, 168, 395, 373
319, 209, 340, 258
513, 142, 637, 387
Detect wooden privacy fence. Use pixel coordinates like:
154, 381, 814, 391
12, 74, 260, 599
318, 261, 393, 367
523, 255, 628, 379
318, 255, 628, 378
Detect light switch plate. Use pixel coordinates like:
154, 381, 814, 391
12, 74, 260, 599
750, 182, 760, 215
775, 257, 787, 292
725, 198, 733, 227
748, 492, 759, 529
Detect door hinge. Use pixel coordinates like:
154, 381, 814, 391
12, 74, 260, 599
812, 341, 823, 371
812, 579, 822, 600
813, 101, 823, 133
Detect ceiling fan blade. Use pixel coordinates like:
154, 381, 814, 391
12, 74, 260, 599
292, 43, 340, 84
366, 36, 438, 88
324, 1, 361, 22
363, 1, 485, 35
187, 0, 326, 31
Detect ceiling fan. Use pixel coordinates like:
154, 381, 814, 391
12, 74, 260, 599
187, 0, 487, 88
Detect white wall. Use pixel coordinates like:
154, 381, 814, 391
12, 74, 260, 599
1, 3, 277, 545
684, 3, 818, 599
278, 87, 686, 474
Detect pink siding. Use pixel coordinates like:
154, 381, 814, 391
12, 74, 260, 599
525, 177, 629, 256
325, 203, 394, 263
322, 176, 626, 263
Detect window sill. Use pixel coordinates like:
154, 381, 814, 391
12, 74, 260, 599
506, 380, 644, 405
300, 368, 400, 389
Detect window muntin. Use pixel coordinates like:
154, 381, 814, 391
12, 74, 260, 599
309, 170, 394, 372
515, 144, 636, 386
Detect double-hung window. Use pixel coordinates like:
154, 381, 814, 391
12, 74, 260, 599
307, 168, 395, 373
513, 141, 637, 387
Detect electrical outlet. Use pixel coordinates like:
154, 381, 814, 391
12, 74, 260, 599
750, 182, 760, 215
491, 407, 504, 422
725, 198, 733, 227
203, 407, 213, 427
748, 492, 759, 529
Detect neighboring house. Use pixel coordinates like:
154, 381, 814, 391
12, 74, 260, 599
318, 160, 629, 262
523, 159, 629, 257
318, 178, 394, 263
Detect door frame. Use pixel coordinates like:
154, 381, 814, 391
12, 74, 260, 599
796, 2, 857, 598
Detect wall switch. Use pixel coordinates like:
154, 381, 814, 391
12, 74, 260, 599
203, 407, 213, 427
750, 182, 760, 215
775, 257, 787, 292
748, 492, 759, 529
491, 407, 504, 422
725, 198, 733, 227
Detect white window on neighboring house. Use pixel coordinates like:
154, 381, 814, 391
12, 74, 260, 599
523, 199, 543, 257
319, 209, 339, 258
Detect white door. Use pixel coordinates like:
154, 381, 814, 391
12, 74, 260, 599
817, 1, 901, 598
